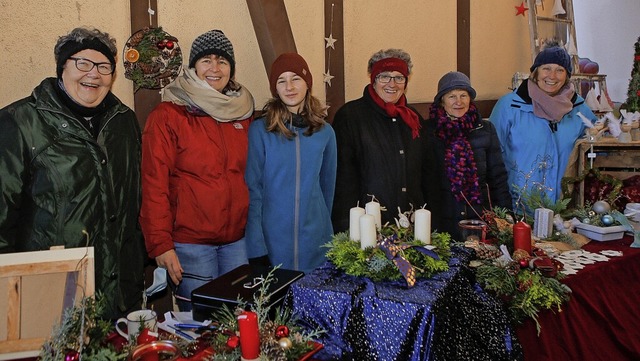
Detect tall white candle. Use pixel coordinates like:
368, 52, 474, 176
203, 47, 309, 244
349, 206, 366, 241
365, 201, 382, 230
414, 209, 431, 244
359, 214, 377, 250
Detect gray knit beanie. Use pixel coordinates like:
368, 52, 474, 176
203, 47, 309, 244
189, 29, 235, 76
434, 71, 476, 105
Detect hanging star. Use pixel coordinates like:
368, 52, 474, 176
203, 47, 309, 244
325, 34, 337, 49
323, 70, 335, 86
515, 1, 528, 16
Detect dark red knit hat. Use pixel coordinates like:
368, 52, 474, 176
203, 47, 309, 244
269, 53, 312, 96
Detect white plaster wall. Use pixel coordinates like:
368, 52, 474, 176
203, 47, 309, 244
574, 0, 640, 103
0, 0, 637, 112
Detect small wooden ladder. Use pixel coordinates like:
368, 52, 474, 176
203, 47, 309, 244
525, 0, 611, 111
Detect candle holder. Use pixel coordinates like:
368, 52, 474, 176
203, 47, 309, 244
458, 219, 487, 243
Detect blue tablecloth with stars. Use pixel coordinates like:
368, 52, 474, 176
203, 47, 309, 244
286, 246, 523, 361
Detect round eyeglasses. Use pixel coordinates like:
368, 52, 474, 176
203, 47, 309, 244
376, 74, 406, 84
69, 57, 115, 75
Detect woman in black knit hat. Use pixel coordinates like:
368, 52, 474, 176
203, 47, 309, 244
140, 29, 255, 311
0, 27, 145, 319
489, 41, 597, 214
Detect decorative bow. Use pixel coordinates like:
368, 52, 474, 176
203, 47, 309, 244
378, 237, 440, 287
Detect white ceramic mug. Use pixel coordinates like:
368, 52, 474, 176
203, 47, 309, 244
115, 309, 158, 339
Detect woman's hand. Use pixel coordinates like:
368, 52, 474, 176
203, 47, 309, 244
156, 249, 183, 285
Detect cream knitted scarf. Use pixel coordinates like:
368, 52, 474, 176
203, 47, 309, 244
162, 67, 254, 122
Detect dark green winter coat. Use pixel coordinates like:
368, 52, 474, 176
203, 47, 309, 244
0, 78, 146, 319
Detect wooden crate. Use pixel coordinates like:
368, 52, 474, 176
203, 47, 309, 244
574, 140, 640, 206
0, 247, 94, 360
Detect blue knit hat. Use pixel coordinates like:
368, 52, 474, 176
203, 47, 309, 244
530, 46, 572, 76
434, 71, 476, 105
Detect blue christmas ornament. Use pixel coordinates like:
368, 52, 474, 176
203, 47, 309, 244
601, 214, 614, 226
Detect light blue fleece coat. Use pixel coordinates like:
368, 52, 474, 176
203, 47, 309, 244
245, 117, 337, 274
489, 81, 596, 208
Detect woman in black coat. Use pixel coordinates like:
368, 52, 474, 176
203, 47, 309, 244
425, 72, 512, 242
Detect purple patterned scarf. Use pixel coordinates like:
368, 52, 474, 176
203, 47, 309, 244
431, 103, 481, 204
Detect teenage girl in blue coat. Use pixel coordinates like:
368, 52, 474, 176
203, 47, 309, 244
245, 53, 337, 274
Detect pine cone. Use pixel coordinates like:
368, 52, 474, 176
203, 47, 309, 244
261, 339, 287, 361
127, 29, 147, 47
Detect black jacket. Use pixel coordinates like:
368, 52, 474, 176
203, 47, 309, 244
424, 110, 512, 241
331, 86, 436, 232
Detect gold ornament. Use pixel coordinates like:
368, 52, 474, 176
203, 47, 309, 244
278, 337, 292, 349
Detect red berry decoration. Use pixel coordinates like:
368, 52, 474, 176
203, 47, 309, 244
156, 41, 166, 49
519, 259, 529, 268
275, 325, 290, 338
226, 335, 240, 349
165, 41, 174, 50
65, 350, 80, 361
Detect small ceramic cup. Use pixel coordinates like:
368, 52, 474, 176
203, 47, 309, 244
115, 309, 158, 339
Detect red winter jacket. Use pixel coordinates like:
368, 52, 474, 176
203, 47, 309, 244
140, 102, 252, 258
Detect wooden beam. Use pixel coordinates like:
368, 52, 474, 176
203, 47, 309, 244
247, 0, 297, 76
324, 0, 345, 123
457, 0, 471, 76
129, 0, 159, 128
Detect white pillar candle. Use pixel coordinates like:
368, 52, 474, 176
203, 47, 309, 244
349, 206, 366, 241
365, 201, 382, 230
359, 214, 377, 250
414, 209, 431, 244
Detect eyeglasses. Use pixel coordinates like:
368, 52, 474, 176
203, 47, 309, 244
376, 74, 406, 84
68, 57, 115, 75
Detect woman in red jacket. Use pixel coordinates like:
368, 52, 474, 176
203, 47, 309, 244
140, 29, 254, 311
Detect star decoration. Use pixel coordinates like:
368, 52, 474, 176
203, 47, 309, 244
325, 34, 337, 49
515, 1, 528, 16
323, 69, 335, 86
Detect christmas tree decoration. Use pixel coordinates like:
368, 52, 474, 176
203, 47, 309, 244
123, 27, 182, 91
624, 36, 640, 112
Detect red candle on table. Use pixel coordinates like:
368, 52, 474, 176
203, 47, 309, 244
238, 311, 260, 360
513, 221, 532, 254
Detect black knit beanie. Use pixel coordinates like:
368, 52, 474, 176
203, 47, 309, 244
188, 29, 235, 77
530, 46, 572, 76
55, 38, 116, 79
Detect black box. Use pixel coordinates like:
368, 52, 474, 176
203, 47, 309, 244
191, 264, 304, 321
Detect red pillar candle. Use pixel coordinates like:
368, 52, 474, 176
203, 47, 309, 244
237, 311, 260, 360
513, 221, 532, 254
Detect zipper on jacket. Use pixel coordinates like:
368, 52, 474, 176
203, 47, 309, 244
293, 130, 301, 271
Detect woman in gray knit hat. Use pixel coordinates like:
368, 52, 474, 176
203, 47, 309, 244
425, 71, 511, 242
140, 29, 255, 311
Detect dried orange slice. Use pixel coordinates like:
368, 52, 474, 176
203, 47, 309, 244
125, 49, 140, 63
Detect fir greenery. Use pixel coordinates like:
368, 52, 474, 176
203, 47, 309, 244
624, 36, 640, 112
325, 228, 451, 283
206, 266, 324, 361
475, 260, 571, 334
40, 294, 125, 361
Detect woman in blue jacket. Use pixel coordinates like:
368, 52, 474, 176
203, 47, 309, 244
245, 53, 337, 274
490, 42, 596, 212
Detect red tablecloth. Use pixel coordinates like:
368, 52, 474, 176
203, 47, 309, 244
517, 236, 640, 361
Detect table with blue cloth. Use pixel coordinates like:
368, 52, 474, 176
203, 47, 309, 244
286, 246, 523, 361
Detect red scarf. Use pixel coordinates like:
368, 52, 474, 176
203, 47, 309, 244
367, 85, 421, 139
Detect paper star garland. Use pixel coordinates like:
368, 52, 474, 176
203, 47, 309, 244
515, 1, 528, 16
323, 70, 335, 86
325, 34, 337, 49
